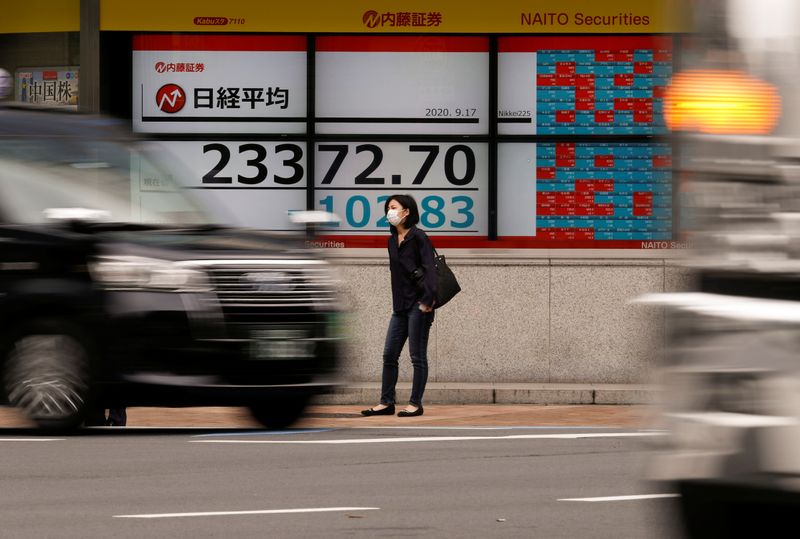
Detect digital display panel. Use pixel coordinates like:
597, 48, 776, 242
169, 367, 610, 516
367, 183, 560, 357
138, 141, 307, 231
314, 142, 487, 235
127, 32, 676, 248
498, 36, 672, 135
132, 35, 307, 134
499, 142, 672, 242
315, 36, 489, 135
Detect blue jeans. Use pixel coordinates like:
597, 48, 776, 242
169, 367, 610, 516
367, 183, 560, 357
380, 303, 434, 407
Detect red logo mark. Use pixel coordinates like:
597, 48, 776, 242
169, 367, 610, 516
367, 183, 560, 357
362, 10, 380, 28
156, 84, 186, 114
194, 17, 228, 25
155, 62, 167, 73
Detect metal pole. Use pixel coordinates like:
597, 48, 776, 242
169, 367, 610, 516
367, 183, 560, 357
79, 0, 100, 113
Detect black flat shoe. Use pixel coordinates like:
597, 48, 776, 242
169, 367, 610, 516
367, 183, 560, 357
397, 406, 424, 417
361, 404, 395, 416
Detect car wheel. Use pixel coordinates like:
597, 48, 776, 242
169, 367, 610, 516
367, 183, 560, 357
2, 320, 93, 432
249, 396, 309, 430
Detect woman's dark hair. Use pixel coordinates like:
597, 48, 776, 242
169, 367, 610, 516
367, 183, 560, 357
384, 194, 420, 228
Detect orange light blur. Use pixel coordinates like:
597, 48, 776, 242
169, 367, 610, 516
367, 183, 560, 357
664, 70, 781, 135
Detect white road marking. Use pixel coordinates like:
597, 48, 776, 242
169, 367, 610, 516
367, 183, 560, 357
0, 438, 65, 442
114, 507, 380, 519
349, 426, 632, 431
559, 494, 680, 502
192, 431, 663, 445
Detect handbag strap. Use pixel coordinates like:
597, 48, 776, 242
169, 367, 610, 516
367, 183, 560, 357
408, 234, 439, 281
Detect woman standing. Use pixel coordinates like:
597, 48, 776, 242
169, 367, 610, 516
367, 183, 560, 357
361, 194, 436, 418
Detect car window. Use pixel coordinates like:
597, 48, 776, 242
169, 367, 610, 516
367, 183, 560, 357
0, 137, 212, 226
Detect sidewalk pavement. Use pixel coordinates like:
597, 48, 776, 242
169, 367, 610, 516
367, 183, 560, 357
316, 382, 658, 406
298, 403, 656, 428
0, 383, 660, 430
0, 403, 657, 429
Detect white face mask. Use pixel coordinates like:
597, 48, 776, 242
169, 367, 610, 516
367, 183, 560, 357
386, 208, 405, 226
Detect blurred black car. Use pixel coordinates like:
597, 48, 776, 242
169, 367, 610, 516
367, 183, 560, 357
0, 106, 341, 431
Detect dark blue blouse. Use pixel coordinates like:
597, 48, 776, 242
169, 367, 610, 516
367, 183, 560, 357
387, 226, 437, 312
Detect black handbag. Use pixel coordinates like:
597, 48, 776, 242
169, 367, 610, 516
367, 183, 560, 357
411, 248, 461, 309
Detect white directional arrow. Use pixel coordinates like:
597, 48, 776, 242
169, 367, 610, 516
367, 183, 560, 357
159, 88, 183, 110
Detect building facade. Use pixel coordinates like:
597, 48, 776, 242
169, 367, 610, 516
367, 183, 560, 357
0, 0, 692, 399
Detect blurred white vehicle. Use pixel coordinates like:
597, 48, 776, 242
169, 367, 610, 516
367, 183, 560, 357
639, 0, 800, 536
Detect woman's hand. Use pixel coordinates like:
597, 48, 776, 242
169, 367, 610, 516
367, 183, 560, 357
419, 303, 433, 313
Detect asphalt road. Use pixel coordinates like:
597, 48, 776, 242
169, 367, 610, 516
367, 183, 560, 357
0, 425, 683, 538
